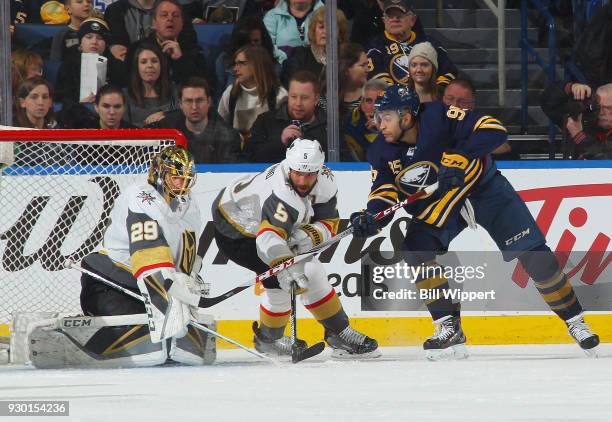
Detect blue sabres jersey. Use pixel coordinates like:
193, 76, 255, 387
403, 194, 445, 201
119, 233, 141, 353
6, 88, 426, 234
366, 31, 457, 87
366, 101, 507, 228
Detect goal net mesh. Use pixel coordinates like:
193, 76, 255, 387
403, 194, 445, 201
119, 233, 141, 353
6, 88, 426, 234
0, 129, 184, 326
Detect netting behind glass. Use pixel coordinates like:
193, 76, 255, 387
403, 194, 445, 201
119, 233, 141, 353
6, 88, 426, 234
0, 133, 176, 325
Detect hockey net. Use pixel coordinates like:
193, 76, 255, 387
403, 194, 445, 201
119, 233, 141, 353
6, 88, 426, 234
0, 129, 187, 331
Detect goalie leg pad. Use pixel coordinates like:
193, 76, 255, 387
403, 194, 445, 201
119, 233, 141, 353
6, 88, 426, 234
27, 314, 167, 369
169, 313, 216, 365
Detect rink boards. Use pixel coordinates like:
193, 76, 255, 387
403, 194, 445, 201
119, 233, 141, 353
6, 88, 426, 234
1, 161, 611, 347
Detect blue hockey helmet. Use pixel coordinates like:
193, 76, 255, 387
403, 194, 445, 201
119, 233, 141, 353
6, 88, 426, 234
375, 84, 421, 118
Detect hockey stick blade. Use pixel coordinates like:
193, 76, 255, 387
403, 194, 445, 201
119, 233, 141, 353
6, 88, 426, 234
292, 341, 326, 364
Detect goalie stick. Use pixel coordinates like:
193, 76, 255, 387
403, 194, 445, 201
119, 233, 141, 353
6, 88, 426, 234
66, 260, 277, 364
198, 182, 439, 308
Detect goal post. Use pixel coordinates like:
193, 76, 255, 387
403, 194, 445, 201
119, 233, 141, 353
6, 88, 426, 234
0, 129, 188, 333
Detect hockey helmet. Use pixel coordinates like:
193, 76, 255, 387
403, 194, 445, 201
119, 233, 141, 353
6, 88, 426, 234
148, 146, 196, 202
375, 84, 421, 118
285, 138, 325, 173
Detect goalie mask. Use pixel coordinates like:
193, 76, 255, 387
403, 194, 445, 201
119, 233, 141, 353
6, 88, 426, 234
148, 146, 196, 204
395, 161, 438, 198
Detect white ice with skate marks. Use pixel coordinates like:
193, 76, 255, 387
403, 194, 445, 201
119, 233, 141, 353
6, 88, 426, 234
2, 344, 612, 421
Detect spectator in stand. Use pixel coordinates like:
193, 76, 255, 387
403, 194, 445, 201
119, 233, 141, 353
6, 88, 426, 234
126, 0, 213, 90
406, 42, 441, 102
93, 84, 135, 128
11, 50, 44, 100
318, 42, 368, 114
50, 0, 94, 61
442, 78, 514, 159
338, 43, 369, 114
105, 0, 198, 62
366, 0, 457, 87
55, 18, 124, 105
542, 82, 612, 159
264, 0, 323, 52
14, 77, 58, 129
218, 45, 288, 146
216, 16, 285, 93
442, 78, 477, 110
124, 45, 178, 127
350, 0, 425, 47
281, 6, 348, 87
342, 78, 388, 161
246, 70, 326, 162
153, 77, 241, 163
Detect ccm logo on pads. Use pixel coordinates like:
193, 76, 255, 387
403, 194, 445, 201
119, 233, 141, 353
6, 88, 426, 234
505, 229, 530, 246
63, 318, 92, 327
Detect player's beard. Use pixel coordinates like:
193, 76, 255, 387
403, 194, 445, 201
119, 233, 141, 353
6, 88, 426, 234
291, 179, 317, 197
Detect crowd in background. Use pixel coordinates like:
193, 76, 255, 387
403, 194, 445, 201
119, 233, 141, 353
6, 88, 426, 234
8, 0, 612, 162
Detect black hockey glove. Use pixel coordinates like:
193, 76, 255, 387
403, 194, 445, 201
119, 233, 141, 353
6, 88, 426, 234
350, 210, 381, 238
437, 150, 470, 196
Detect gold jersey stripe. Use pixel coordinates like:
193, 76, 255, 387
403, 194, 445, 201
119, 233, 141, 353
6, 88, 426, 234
258, 219, 288, 240
131, 246, 174, 277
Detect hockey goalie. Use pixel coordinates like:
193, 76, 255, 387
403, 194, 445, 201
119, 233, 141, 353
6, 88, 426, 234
27, 146, 216, 369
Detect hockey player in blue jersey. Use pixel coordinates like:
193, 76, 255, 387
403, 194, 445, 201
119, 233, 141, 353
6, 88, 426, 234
350, 85, 600, 360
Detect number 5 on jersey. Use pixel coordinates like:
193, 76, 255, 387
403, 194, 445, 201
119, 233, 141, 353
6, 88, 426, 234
274, 202, 288, 223
131, 221, 159, 242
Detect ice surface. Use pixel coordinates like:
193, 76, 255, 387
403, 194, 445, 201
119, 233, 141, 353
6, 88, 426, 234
2, 344, 612, 422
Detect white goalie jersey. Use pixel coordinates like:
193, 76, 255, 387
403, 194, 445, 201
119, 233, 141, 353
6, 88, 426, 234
102, 182, 201, 279
213, 160, 340, 266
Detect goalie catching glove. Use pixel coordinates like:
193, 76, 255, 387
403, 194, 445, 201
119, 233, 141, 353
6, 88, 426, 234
136, 268, 201, 343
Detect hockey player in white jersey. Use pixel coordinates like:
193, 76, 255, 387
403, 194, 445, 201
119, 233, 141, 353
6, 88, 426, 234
213, 138, 380, 359
28, 146, 215, 368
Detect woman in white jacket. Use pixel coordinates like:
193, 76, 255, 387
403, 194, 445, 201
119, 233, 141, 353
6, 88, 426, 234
218, 45, 287, 146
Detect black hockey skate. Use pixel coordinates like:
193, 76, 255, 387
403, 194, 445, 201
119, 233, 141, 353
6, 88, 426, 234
325, 326, 381, 359
423, 315, 468, 361
252, 322, 308, 357
566, 314, 599, 357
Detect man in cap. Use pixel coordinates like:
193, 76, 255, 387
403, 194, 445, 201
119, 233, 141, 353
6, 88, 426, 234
366, 0, 457, 87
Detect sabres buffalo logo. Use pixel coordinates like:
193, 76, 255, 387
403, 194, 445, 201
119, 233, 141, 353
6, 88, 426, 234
390, 53, 410, 85
395, 161, 438, 197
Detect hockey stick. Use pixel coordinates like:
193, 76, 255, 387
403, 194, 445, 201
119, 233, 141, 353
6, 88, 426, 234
198, 182, 439, 308
66, 260, 277, 364
289, 282, 325, 363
